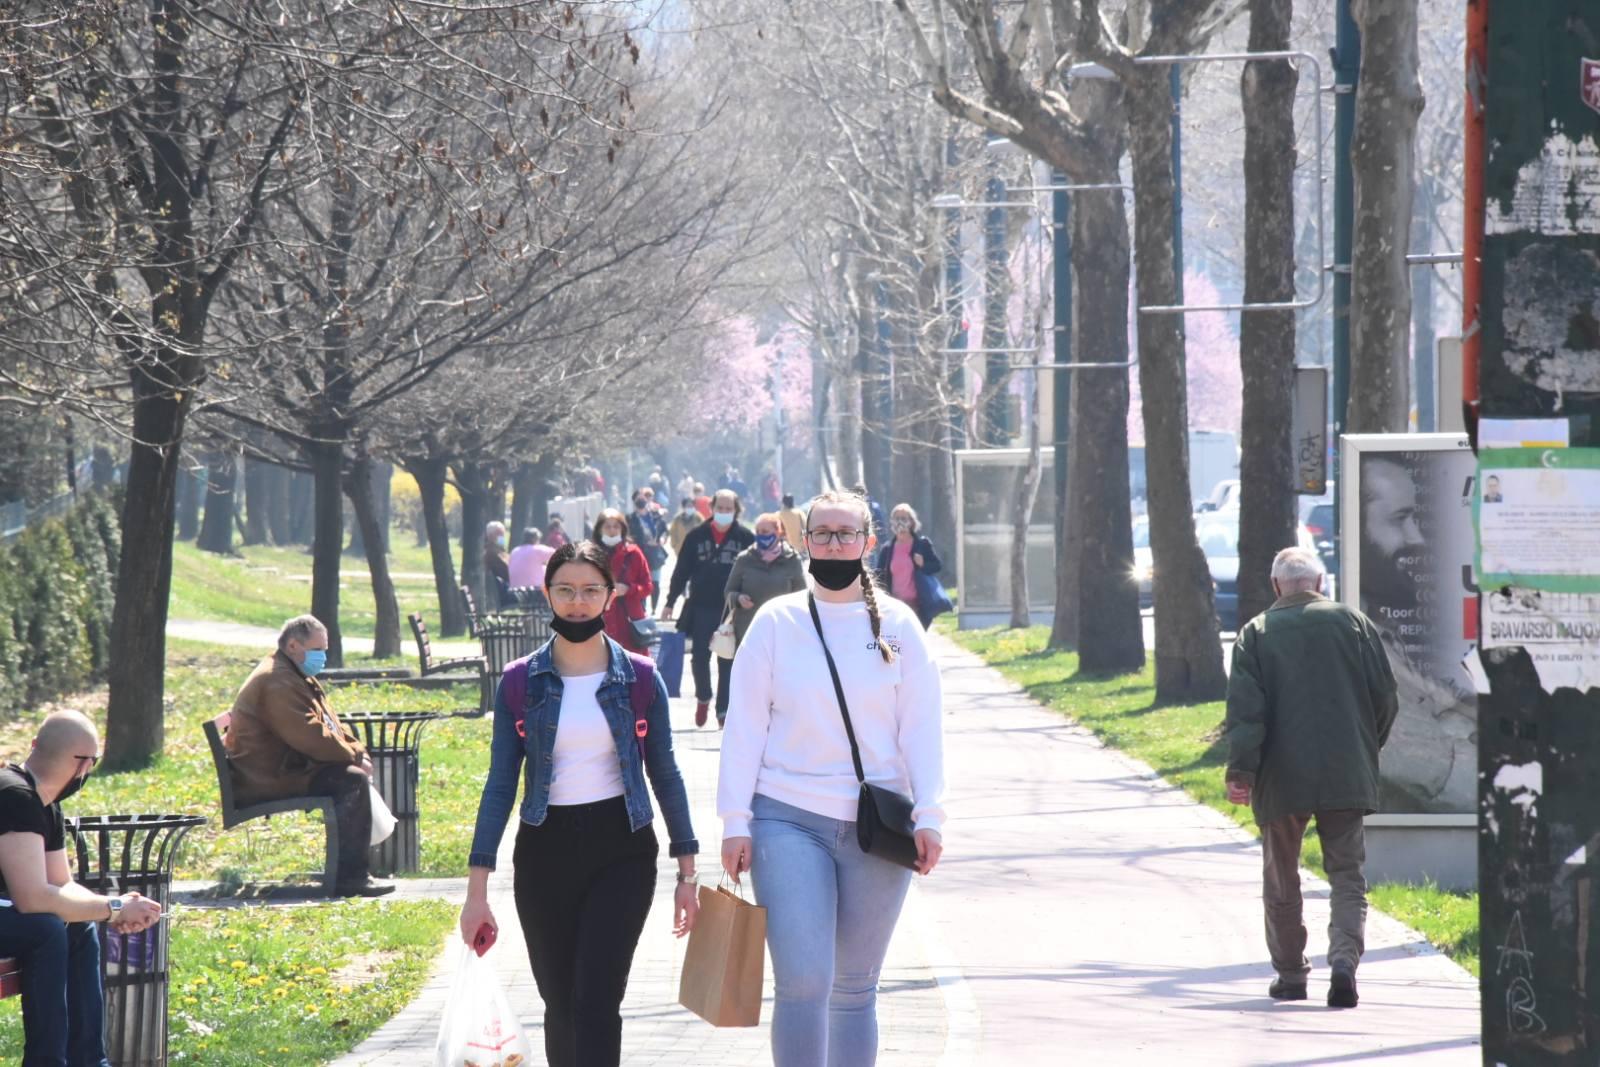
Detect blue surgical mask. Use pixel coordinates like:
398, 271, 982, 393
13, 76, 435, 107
713, 512, 735, 528
301, 649, 327, 677
756, 533, 779, 551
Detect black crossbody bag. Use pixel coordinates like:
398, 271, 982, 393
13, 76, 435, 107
807, 594, 921, 871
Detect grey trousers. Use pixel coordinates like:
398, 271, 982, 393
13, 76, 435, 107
1260, 810, 1367, 981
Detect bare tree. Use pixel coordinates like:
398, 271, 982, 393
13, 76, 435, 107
1235, 0, 1300, 627
1347, 0, 1423, 433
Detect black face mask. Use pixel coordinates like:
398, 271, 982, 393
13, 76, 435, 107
550, 613, 608, 643
809, 556, 864, 591
55, 771, 90, 804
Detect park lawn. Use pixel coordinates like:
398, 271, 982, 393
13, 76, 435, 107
168, 540, 449, 640
0, 898, 456, 1065
946, 624, 1481, 977
0, 639, 490, 884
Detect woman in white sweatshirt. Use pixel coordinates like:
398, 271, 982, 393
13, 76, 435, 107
717, 488, 945, 1067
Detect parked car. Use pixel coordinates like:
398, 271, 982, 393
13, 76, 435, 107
1131, 515, 1153, 609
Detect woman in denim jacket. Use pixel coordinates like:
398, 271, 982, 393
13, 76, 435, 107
462, 540, 699, 1067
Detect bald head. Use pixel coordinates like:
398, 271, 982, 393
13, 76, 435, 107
33, 710, 99, 768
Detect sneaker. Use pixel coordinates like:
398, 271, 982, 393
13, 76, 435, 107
695, 702, 709, 727
1328, 965, 1358, 1008
1269, 977, 1307, 1001
336, 878, 397, 899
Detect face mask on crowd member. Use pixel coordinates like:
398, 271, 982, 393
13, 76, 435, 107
713, 511, 734, 527
755, 533, 779, 551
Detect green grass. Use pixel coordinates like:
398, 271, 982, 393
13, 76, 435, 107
946, 624, 1480, 975
169, 540, 449, 639
0, 639, 488, 883
0, 898, 456, 1064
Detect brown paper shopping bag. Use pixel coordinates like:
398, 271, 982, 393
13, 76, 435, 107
678, 882, 766, 1027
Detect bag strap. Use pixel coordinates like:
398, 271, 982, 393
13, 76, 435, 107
512, 652, 652, 764
807, 594, 867, 786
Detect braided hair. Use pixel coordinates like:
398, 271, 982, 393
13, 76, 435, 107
806, 489, 896, 665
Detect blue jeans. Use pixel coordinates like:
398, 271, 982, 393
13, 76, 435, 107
750, 795, 912, 1067
0, 908, 109, 1067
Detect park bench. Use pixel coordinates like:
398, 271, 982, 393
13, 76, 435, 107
201, 713, 339, 895
0, 956, 18, 999
458, 584, 483, 638
408, 612, 486, 678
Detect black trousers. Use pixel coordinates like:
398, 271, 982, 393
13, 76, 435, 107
686, 604, 734, 716
308, 763, 372, 887
513, 797, 658, 1067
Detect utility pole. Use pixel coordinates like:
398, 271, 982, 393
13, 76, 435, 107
1330, 0, 1359, 580
1474, 3, 1600, 1060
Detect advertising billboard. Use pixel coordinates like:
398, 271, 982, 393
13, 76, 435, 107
1340, 434, 1478, 814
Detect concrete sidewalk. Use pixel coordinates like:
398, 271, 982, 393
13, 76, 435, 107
330, 630, 1479, 1066
914, 633, 1479, 1065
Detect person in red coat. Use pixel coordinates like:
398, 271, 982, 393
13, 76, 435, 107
593, 508, 654, 653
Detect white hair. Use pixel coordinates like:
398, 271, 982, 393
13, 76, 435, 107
1271, 546, 1326, 589
277, 614, 327, 651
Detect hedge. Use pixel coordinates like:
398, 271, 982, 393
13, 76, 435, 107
0, 491, 121, 716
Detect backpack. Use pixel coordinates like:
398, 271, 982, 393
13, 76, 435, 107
499, 649, 657, 762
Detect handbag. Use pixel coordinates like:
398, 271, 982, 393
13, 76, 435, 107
630, 616, 659, 644
806, 594, 922, 871
709, 611, 738, 660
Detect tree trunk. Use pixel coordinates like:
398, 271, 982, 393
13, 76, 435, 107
309, 438, 345, 667
347, 451, 400, 659
1008, 366, 1043, 629
288, 468, 315, 544
176, 461, 202, 542
1061, 169, 1144, 673
457, 460, 490, 613
1127, 64, 1227, 703
243, 457, 271, 545
413, 456, 466, 636
1347, 0, 1423, 433
510, 462, 536, 536
265, 463, 292, 545
1236, 0, 1301, 628
104, 389, 188, 770
834, 361, 863, 492
860, 281, 893, 503
91, 446, 117, 490
197, 450, 237, 554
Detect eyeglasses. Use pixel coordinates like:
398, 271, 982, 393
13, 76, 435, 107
549, 584, 610, 604
73, 754, 99, 770
806, 529, 861, 546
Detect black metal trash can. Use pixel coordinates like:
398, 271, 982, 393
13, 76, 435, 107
340, 712, 443, 876
67, 814, 206, 1067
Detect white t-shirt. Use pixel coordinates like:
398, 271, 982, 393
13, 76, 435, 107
716, 589, 945, 838
548, 672, 625, 806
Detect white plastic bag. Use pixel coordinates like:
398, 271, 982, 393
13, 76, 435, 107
434, 942, 533, 1067
369, 783, 397, 846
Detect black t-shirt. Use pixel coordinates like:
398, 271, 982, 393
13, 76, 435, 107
0, 764, 65, 898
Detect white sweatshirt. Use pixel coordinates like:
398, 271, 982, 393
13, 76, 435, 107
717, 589, 945, 839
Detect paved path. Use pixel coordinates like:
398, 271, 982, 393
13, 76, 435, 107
166, 618, 480, 660
329, 632, 1479, 1066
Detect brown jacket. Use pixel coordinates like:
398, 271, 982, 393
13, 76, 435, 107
224, 652, 366, 804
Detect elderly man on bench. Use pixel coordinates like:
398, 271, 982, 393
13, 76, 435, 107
224, 615, 394, 898
0, 710, 162, 1066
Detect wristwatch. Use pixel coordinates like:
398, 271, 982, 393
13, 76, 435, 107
106, 897, 123, 922
675, 871, 699, 886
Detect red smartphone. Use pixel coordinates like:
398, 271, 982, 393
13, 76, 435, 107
472, 922, 497, 956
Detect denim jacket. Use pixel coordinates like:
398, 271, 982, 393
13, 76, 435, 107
468, 637, 698, 868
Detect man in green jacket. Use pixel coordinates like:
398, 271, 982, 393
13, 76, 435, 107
1224, 547, 1397, 1009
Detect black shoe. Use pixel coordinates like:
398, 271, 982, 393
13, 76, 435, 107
1328, 965, 1359, 1008
336, 878, 396, 899
1269, 977, 1307, 1001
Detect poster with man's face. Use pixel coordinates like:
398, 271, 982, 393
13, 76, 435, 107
1347, 437, 1478, 814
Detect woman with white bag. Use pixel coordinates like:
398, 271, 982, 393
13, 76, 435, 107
717, 489, 947, 1066
462, 540, 701, 1067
